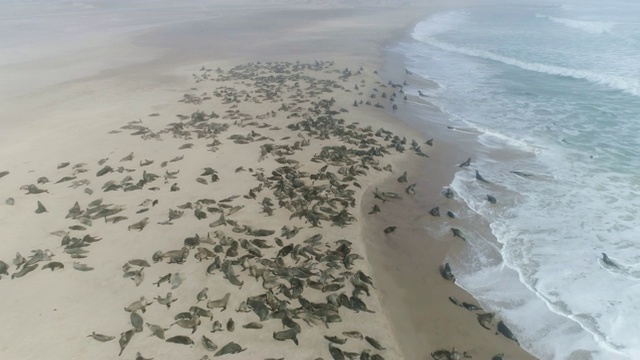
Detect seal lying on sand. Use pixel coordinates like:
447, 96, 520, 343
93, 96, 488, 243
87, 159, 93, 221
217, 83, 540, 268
497, 320, 519, 344
439, 263, 456, 282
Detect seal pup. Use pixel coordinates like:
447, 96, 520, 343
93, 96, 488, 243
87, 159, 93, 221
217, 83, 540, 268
601, 253, 619, 268
88, 332, 115, 342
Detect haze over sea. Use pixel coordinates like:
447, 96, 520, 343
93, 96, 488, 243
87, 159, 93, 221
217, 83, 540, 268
396, 0, 640, 359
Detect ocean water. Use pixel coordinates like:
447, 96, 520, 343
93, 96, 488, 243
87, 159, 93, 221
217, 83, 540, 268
395, 1, 640, 359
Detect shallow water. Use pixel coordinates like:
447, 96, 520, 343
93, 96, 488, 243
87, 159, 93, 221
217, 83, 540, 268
393, 1, 640, 359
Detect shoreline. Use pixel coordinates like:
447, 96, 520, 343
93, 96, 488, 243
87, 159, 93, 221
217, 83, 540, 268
0, 2, 537, 359
360, 56, 538, 359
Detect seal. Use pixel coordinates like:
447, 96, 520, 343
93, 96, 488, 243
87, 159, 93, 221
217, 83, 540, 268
166, 335, 194, 345
273, 328, 299, 346
0, 260, 8, 278
146, 323, 167, 340
476, 170, 490, 183
497, 320, 519, 344
214, 342, 246, 356
364, 336, 385, 351
119, 329, 135, 356
11, 264, 38, 279
207, 292, 230, 311
42, 261, 64, 271
429, 206, 440, 217
87, 332, 115, 342
397, 171, 408, 183
383, 226, 397, 234
197, 287, 208, 302
130, 312, 144, 333
601, 253, 619, 268
202, 335, 218, 351
451, 228, 467, 241
440, 263, 455, 282
35, 201, 47, 214
487, 195, 497, 204
477, 312, 495, 330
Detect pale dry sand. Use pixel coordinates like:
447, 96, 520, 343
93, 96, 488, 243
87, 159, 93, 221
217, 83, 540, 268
0, 1, 536, 360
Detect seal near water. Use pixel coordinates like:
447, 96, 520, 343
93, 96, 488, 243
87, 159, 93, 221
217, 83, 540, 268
487, 195, 497, 204
477, 312, 495, 330
459, 157, 471, 167
497, 320, 519, 344
476, 170, 490, 183
451, 228, 467, 241
440, 263, 456, 282
601, 253, 619, 268
444, 188, 454, 198
429, 206, 440, 217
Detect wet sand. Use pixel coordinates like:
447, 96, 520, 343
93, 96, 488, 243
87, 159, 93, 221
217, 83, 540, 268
0, 1, 537, 359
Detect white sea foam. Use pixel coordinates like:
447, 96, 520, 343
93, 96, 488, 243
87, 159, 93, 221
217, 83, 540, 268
417, 38, 640, 98
410, 10, 467, 39
542, 15, 616, 34
402, 5, 640, 358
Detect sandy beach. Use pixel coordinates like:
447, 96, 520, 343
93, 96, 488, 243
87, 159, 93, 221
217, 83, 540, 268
0, 1, 536, 359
